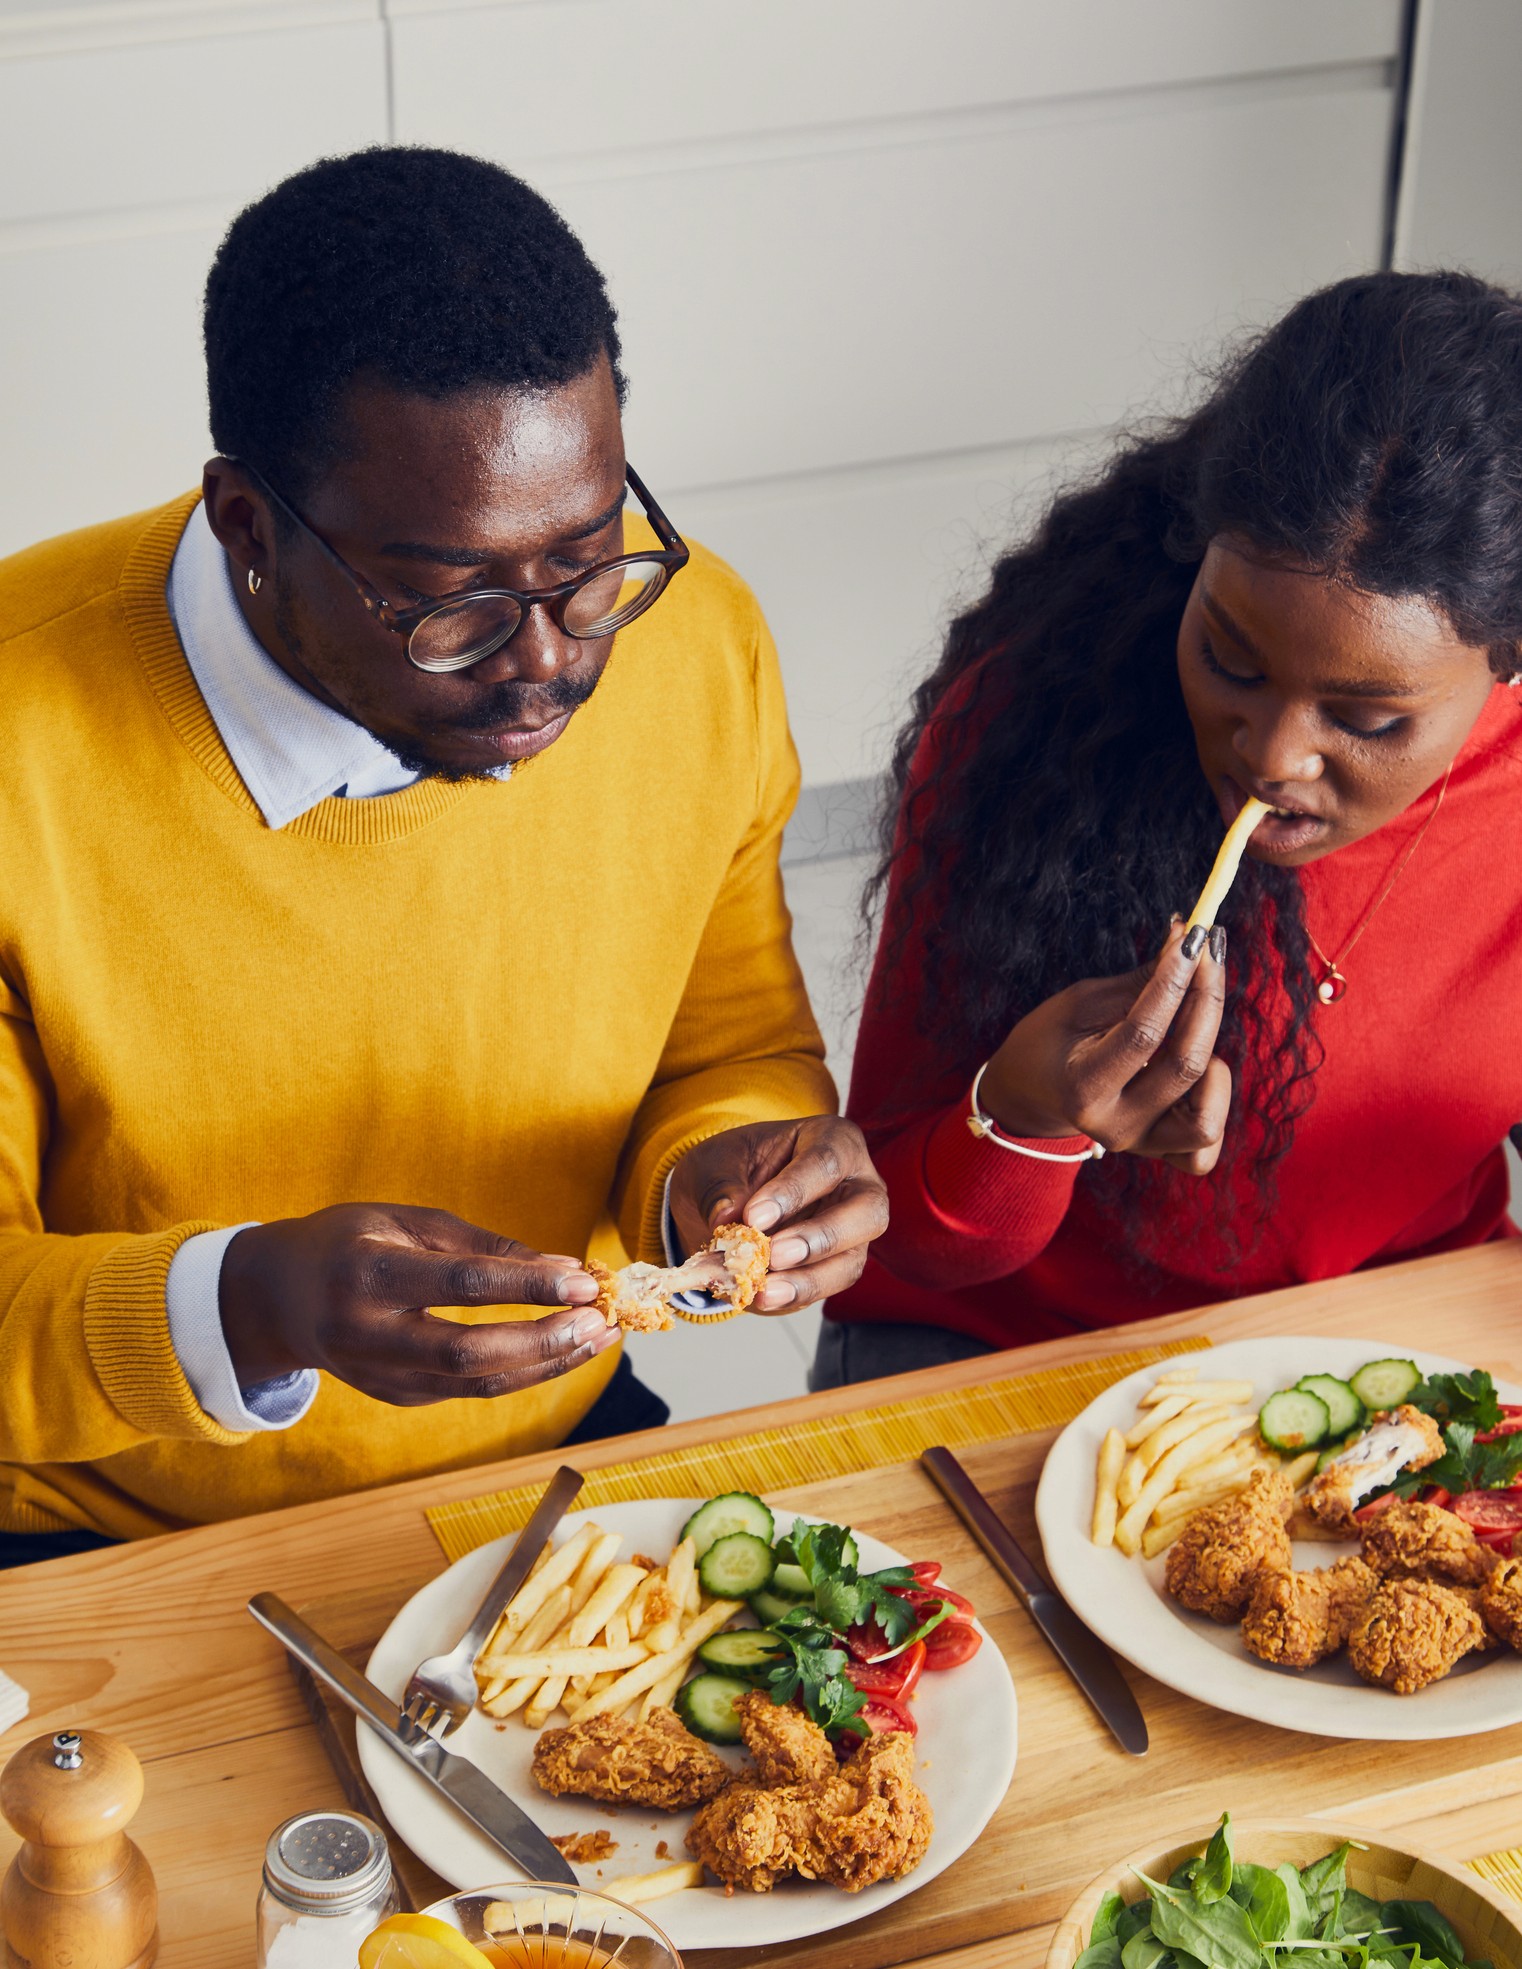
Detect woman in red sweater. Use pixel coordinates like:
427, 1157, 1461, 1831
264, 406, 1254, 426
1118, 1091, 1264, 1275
816, 270, 1522, 1389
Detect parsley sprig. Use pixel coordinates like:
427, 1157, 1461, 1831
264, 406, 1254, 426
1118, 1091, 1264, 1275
1388, 1420, 1522, 1499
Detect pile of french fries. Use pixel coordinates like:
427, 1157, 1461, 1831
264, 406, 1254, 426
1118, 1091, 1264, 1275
475, 1523, 743, 1732
1091, 1363, 1319, 1560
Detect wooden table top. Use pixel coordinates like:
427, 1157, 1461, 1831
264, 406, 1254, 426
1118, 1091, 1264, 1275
4, 1240, 1522, 1969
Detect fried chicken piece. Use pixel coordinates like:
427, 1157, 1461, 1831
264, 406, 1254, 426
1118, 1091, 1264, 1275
587, 1226, 773, 1333
1480, 1554, 1522, 1649
1165, 1469, 1295, 1622
735, 1686, 840, 1785
1346, 1577, 1485, 1693
1359, 1497, 1498, 1588
1240, 1556, 1375, 1669
531, 1706, 732, 1810
687, 1697, 932, 1894
1301, 1407, 1445, 1535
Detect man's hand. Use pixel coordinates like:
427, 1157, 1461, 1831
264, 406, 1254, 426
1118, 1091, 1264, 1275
218, 1203, 616, 1406
669, 1117, 889, 1314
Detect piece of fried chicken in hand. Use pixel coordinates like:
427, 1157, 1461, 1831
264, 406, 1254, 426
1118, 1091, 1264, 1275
1165, 1469, 1295, 1622
687, 1692, 932, 1894
1346, 1577, 1485, 1694
1240, 1556, 1375, 1669
1359, 1498, 1498, 1588
531, 1706, 732, 1811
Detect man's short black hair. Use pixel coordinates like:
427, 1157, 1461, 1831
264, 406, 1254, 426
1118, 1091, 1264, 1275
204, 146, 625, 498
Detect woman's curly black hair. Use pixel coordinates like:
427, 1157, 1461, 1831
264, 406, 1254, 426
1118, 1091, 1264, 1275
871, 270, 1522, 1265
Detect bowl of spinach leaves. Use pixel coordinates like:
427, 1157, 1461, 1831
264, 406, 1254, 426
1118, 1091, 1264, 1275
1048, 1814, 1520, 1969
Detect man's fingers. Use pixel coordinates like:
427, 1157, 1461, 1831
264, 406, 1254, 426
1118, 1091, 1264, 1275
354, 1235, 597, 1312
742, 1121, 873, 1233
754, 1247, 871, 1315
764, 1178, 889, 1273
367, 1304, 617, 1394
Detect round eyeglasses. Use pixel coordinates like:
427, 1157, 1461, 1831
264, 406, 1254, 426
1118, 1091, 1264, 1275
231, 462, 690, 673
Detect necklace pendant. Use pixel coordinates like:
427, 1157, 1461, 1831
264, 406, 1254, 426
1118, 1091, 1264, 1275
1318, 966, 1348, 1005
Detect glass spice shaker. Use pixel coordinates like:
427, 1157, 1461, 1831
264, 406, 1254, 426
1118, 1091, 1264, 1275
257, 1809, 400, 1966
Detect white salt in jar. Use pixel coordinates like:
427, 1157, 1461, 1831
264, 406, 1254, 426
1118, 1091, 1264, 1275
257, 1809, 400, 1965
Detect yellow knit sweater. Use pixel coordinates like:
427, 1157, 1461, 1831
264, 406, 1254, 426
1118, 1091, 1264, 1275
0, 496, 831, 1538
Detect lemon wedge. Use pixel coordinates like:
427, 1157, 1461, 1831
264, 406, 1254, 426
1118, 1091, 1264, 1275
358, 1912, 497, 1969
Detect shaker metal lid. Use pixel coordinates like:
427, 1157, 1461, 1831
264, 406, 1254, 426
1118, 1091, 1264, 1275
263, 1809, 391, 1911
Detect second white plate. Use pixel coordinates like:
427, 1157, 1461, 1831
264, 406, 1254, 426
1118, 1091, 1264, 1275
1035, 1335, 1522, 1741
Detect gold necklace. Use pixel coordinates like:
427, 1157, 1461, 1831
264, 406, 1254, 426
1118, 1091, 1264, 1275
1306, 760, 1453, 1004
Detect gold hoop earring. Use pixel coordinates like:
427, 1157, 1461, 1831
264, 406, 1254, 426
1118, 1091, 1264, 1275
247, 568, 262, 596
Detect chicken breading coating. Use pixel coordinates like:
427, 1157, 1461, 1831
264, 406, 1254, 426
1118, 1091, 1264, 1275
531, 1706, 732, 1810
1480, 1554, 1522, 1650
1239, 1556, 1375, 1670
1359, 1497, 1498, 1588
687, 1696, 932, 1894
733, 1686, 840, 1786
1164, 1468, 1295, 1622
587, 1226, 773, 1333
1346, 1577, 1485, 1694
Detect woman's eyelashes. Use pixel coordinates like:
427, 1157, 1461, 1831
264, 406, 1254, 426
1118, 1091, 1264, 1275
1201, 637, 1404, 741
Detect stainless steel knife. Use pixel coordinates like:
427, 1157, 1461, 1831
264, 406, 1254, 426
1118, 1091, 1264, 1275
921, 1443, 1149, 1756
249, 1590, 578, 1884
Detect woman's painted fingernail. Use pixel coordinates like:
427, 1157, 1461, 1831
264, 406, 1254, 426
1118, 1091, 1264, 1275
748, 1199, 783, 1232
571, 1307, 611, 1344
559, 1270, 598, 1304
769, 1235, 809, 1268
1209, 926, 1227, 964
1181, 925, 1207, 961
1169, 911, 1184, 925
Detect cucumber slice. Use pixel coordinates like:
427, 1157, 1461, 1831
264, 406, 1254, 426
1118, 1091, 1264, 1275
697, 1532, 776, 1599
697, 1629, 785, 1676
1294, 1374, 1366, 1440
1349, 1358, 1421, 1412
681, 1492, 775, 1558
770, 1562, 813, 1601
1316, 1441, 1349, 1473
750, 1585, 809, 1626
674, 1672, 751, 1744
1259, 1388, 1331, 1452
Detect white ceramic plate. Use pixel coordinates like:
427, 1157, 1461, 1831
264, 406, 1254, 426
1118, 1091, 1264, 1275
360, 1497, 1018, 1951
1035, 1336, 1522, 1742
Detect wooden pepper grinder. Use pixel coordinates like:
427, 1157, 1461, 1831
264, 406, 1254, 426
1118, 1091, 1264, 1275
1, 1728, 158, 1969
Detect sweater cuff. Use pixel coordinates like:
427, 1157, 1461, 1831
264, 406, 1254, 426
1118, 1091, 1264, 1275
921, 1100, 1086, 1237
83, 1225, 253, 1446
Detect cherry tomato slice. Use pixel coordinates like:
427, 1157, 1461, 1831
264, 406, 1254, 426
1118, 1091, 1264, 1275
1478, 1411, 1522, 1441
847, 1641, 926, 1702
889, 1584, 977, 1620
922, 1617, 983, 1670
908, 1561, 942, 1586
1422, 1487, 1452, 1510
1451, 1490, 1522, 1533
1352, 1494, 1396, 1524
1474, 1525, 1521, 1554
855, 1692, 918, 1737
844, 1615, 894, 1663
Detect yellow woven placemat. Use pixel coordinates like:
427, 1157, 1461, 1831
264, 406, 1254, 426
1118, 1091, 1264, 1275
425, 1334, 1210, 1562
1469, 1848, 1522, 1903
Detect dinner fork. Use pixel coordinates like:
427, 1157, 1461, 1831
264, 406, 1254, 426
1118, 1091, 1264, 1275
401, 1463, 584, 1741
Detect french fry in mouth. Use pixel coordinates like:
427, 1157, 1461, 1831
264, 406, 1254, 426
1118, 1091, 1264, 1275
1186, 796, 1271, 930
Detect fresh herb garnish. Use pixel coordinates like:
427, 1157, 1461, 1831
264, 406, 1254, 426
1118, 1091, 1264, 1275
789, 1521, 921, 1646
1086, 1817, 1482, 1969
1387, 1421, 1522, 1499
1411, 1371, 1504, 1434
761, 1608, 869, 1736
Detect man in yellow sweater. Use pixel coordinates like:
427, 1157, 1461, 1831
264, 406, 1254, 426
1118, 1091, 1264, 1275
0, 147, 886, 1554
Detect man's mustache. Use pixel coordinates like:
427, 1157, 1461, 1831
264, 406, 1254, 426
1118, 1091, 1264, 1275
443, 671, 600, 731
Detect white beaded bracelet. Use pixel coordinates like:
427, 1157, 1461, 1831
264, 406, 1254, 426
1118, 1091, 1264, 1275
964, 1062, 1105, 1162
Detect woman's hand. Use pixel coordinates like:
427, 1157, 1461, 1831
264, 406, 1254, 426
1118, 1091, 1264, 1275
669, 1116, 889, 1313
976, 923, 1231, 1174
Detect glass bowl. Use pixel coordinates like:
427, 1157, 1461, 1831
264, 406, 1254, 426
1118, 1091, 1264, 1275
420, 1880, 682, 1969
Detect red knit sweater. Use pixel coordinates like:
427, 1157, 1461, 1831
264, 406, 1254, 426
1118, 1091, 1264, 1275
833, 684, 1522, 1346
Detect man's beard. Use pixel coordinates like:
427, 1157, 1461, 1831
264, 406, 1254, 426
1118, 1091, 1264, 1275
271, 583, 602, 782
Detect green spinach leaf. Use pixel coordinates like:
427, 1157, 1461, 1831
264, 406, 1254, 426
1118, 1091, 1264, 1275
1196, 1817, 1235, 1905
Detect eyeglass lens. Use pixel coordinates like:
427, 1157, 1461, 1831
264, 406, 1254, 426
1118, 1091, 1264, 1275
407, 559, 670, 672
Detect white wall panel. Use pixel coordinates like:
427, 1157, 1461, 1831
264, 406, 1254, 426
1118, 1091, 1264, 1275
394, 0, 1400, 161
1395, 0, 1522, 288
0, 3, 377, 61
0, 219, 229, 551
0, 19, 387, 224
561, 83, 1391, 497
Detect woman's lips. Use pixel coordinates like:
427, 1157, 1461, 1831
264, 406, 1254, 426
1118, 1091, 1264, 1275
1218, 777, 1328, 854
